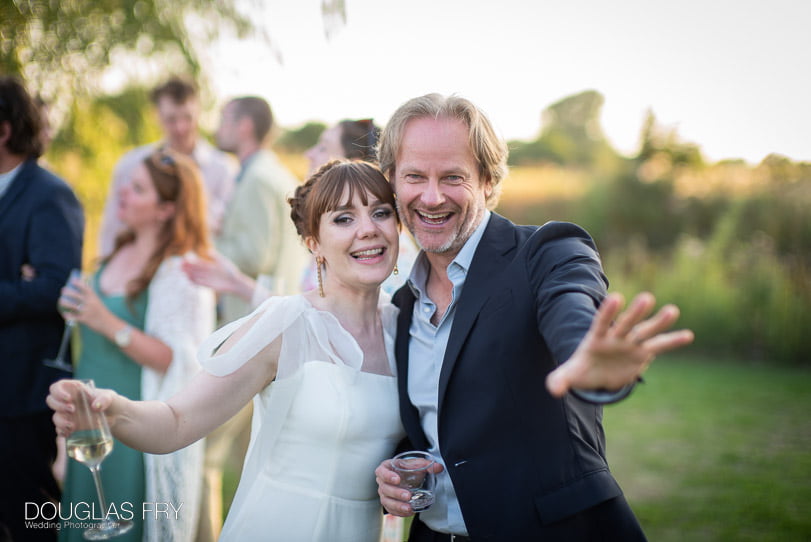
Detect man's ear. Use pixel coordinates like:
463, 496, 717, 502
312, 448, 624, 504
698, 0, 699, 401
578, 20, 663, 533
482, 174, 494, 200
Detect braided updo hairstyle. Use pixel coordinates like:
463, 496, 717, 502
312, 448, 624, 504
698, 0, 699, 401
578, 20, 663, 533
288, 159, 398, 243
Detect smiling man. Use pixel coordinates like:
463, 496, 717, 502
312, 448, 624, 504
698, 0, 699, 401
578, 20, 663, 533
374, 94, 694, 541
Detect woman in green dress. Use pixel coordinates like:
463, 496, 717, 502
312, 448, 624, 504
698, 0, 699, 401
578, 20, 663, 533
58, 149, 216, 542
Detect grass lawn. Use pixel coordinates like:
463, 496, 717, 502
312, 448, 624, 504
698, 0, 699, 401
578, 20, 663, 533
223, 355, 811, 540
604, 354, 811, 541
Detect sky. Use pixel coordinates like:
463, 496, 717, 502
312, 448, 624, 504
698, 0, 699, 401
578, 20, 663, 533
202, 0, 811, 164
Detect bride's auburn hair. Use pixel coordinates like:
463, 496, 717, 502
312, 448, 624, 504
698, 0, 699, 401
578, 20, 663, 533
288, 159, 398, 243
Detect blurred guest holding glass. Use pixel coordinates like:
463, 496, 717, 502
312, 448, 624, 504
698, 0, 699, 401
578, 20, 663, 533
58, 149, 215, 542
0, 75, 84, 542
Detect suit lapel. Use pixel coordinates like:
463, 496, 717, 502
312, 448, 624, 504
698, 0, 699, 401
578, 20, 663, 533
392, 286, 429, 449
394, 287, 415, 384
437, 214, 519, 412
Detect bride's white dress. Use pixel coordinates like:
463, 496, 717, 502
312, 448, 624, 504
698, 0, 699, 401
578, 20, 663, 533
198, 295, 405, 542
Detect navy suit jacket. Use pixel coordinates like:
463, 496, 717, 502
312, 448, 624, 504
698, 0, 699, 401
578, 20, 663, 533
393, 214, 626, 539
0, 159, 84, 417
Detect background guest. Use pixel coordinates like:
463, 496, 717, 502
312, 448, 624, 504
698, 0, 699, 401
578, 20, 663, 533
98, 75, 237, 257
190, 95, 311, 542
304, 118, 417, 294
0, 75, 84, 542
58, 149, 215, 542
213, 96, 309, 321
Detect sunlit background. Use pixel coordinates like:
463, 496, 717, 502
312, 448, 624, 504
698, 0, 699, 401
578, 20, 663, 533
195, 0, 811, 164
4, 1, 810, 540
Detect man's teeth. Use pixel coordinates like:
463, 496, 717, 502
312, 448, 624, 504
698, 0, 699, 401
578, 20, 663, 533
352, 248, 384, 258
419, 211, 450, 223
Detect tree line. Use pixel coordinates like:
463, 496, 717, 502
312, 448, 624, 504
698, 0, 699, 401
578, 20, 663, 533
6, 1, 808, 365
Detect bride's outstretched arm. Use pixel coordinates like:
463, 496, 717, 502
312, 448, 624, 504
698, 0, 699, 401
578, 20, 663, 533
48, 316, 281, 454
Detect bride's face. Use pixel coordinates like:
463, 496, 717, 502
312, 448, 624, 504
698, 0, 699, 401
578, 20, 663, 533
311, 187, 399, 293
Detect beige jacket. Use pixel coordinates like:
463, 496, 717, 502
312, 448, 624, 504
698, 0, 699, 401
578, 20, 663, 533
216, 149, 309, 324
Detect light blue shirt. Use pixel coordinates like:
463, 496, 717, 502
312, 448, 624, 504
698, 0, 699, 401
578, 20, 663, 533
0, 162, 22, 201
405, 211, 491, 535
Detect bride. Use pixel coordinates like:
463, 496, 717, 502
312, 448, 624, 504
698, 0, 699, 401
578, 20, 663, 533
49, 159, 406, 542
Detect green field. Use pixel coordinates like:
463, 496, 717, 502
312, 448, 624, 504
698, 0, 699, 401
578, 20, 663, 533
605, 355, 811, 541
223, 356, 811, 540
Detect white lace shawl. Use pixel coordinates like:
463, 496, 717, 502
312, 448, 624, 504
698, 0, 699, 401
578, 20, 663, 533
141, 255, 215, 542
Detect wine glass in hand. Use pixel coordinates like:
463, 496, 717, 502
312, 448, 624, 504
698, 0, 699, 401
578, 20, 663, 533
43, 269, 83, 372
64, 379, 133, 540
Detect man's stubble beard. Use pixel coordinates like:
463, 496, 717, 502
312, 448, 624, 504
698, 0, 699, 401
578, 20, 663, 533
395, 199, 484, 256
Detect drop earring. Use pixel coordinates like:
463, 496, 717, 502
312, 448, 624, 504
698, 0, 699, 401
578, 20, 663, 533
316, 256, 325, 298
392, 264, 399, 276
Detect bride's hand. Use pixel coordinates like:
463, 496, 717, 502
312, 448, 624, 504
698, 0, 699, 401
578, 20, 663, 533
47, 379, 119, 437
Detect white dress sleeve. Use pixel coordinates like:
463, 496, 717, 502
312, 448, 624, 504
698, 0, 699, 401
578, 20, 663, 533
199, 294, 366, 381
142, 255, 216, 542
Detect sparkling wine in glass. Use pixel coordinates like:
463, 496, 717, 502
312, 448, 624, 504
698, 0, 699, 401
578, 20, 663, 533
65, 379, 133, 540
43, 269, 83, 372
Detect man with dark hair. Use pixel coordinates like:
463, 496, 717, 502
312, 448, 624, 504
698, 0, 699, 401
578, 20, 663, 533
0, 76, 84, 542
98, 76, 237, 256
148, 76, 199, 106
213, 96, 308, 321
191, 96, 309, 541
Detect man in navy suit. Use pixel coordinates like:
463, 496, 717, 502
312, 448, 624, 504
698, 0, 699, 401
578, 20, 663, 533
375, 94, 693, 541
0, 76, 84, 541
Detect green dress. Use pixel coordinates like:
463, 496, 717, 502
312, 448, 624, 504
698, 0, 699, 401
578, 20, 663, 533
60, 271, 148, 542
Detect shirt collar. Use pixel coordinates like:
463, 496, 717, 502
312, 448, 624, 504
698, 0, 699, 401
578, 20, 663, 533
236, 150, 260, 183
190, 138, 212, 163
0, 161, 23, 200
160, 138, 211, 165
407, 210, 492, 297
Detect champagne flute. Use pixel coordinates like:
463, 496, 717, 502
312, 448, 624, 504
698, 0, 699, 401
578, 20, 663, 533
65, 379, 133, 540
43, 269, 83, 372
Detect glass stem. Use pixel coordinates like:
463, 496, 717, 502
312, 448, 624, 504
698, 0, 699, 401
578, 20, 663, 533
54, 321, 74, 360
88, 465, 110, 523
